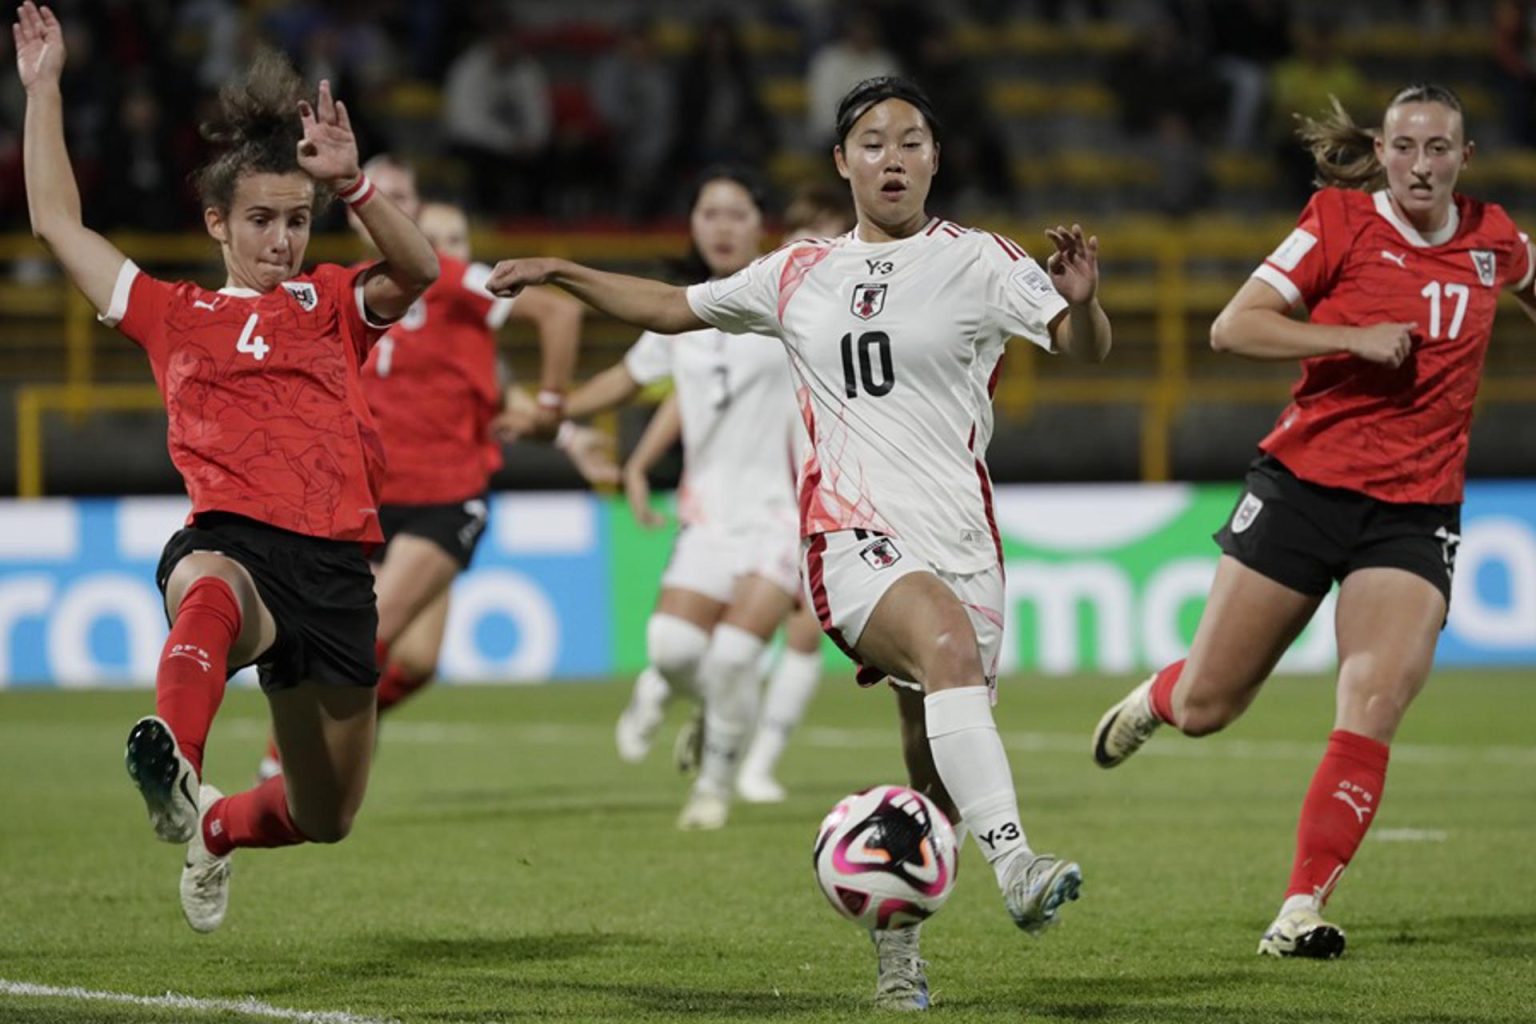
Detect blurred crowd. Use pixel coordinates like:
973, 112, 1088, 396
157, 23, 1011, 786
0, 0, 1529, 231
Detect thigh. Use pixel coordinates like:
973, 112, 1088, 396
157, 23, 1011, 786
267, 682, 376, 834
389, 588, 452, 679
856, 572, 980, 691
1181, 555, 1324, 715
719, 573, 798, 641
164, 550, 278, 667
374, 533, 461, 646
654, 586, 727, 633
804, 531, 936, 685
939, 563, 1005, 687
784, 605, 823, 654
1333, 567, 1446, 742
660, 525, 739, 605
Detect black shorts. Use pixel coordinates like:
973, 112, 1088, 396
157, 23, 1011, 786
156, 512, 379, 693
1214, 454, 1461, 607
376, 496, 489, 569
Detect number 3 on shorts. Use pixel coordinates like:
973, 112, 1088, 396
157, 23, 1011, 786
236, 313, 270, 361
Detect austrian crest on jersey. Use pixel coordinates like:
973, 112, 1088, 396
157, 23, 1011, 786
281, 280, 318, 311
1470, 249, 1497, 287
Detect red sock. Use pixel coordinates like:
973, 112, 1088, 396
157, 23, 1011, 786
203, 775, 308, 856
376, 662, 432, 714
155, 577, 242, 776
1285, 729, 1390, 905
1147, 659, 1184, 724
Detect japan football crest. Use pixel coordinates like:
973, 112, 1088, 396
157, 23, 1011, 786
1470, 250, 1496, 288
851, 283, 887, 320
859, 536, 902, 570
282, 281, 319, 311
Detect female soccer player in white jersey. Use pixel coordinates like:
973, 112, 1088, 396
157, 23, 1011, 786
615, 182, 859, 804
553, 169, 812, 831
488, 77, 1112, 1008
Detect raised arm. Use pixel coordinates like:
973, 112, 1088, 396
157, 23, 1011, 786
15, 2, 132, 312
622, 394, 682, 529
1211, 277, 1414, 367
486, 258, 706, 335
297, 80, 438, 319
1043, 224, 1112, 364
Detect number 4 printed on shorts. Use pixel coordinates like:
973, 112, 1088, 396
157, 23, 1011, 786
236, 313, 270, 361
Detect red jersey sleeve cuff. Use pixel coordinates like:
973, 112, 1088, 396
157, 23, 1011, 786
97, 259, 141, 327
1252, 264, 1303, 308
354, 274, 401, 329
1515, 236, 1535, 292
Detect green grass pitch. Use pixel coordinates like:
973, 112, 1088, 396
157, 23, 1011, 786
1, 670, 1532, 1022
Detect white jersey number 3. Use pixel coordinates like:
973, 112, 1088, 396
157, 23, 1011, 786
236, 313, 270, 361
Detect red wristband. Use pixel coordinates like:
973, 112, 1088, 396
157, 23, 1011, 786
335, 173, 375, 207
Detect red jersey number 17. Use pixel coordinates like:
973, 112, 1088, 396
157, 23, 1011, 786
236, 313, 270, 361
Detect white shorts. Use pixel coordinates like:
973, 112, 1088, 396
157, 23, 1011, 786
661, 520, 802, 605
803, 530, 1004, 691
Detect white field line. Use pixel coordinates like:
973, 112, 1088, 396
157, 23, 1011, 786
215, 718, 1536, 766
1371, 828, 1450, 842
0, 978, 397, 1024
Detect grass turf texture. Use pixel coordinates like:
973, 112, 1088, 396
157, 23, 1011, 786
1, 671, 1532, 1023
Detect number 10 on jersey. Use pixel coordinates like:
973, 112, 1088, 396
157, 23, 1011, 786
841, 331, 895, 398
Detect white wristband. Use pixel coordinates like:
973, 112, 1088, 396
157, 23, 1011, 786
555, 420, 578, 451
536, 389, 566, 412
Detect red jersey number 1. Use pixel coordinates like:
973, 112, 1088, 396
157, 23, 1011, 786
236, 313, 270, 361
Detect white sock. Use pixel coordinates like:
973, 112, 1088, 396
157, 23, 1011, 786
739, 647, 821, 779
1279, 892, 1319, 917
645, 614, 709, 702
924, 686, 1031, 888
696, 624, 766, 796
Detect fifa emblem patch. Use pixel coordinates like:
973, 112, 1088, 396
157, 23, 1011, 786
1470, 250, 1497, 287
859, 536, 902, 570
282, 281, 318, 311
1231, 492, 1263, 534
851, 283, 887, 320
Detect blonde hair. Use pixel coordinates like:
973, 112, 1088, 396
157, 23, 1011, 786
1295, 84, 1464, 191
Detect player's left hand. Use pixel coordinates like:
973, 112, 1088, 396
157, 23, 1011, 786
297, 80, 361, 188
1045, 224, 1099, 305
486, 258, 561, 299
490, 405, 537, 443
13, 2, 66, 91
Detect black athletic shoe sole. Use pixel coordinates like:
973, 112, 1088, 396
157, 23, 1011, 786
125, 717, 197, 842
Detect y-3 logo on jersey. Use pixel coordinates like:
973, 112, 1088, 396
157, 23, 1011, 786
851, 283, 887, 320
865, 259, 895, 276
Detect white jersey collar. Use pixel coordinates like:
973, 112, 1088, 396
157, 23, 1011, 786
217, 286, 262, 297
1372, 190, 1458, 248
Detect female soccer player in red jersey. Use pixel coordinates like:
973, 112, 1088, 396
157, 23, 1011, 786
1092, 84, 1536, 959
487, 77, 1111, 1009
15, 2, 438, 932
256, 161, 616, 779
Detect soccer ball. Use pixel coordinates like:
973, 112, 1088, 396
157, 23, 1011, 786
812, 784, 958, 930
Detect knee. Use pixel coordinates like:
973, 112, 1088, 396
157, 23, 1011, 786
1177, 685, 1237, 737
646, 614, 710, 687
293, 807, 357, 845
921, 622, 983, 690
700, 624, 766, 720
389, 647, 437, 682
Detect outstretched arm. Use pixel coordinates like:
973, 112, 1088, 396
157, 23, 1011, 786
16, 2, 131, 313
486, 258, 706, 335
297, 80, 438, 319
507, 285, 583, 437
1212, 277, 1414, 366
565, 361, 644, 419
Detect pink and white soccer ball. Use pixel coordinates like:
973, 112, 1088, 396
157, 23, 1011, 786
812, 784, 958, 930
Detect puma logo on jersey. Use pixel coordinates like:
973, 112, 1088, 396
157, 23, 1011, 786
851, 283, 887, 320
1332, 789, 1374, 824
193, 298, 222, 311
1380, 250, 1407, 268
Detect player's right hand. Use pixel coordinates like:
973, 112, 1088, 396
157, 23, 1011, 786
1349, 322, 1416, 368
486, 259, 560, 299
623, 465, 666, 529
14, 2, 66, 90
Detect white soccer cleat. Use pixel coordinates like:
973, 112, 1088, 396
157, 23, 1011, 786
180, 784, 232, 934
673, 709, 705, 776
735, 771, 787, 804
614, 678, 668, 764
1258, 906, 1346, 959
1091, 676, 1162, 768
1003, 853, 1083, 934
675, 785, 730, 831
125, 715, 201, 843
871, 925, 929, 1011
